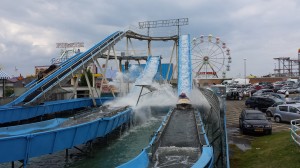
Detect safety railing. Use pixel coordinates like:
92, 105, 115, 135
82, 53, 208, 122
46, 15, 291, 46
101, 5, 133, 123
199, 87, 229, 167
291, 119, 300, 146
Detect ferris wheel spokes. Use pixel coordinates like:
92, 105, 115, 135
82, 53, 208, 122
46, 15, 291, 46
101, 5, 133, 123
191, 34, 231, 79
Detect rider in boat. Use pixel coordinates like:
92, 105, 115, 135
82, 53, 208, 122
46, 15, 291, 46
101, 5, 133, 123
177, 93, 192, 109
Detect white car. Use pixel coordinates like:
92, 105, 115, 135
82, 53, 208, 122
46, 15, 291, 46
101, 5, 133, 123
277, 86, 298, 94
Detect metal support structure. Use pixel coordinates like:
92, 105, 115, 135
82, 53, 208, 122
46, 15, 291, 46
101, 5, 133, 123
274, 57, 299, 77
165, 42, 176, 82
244, 58, 247, 85
65, 149, 69, 162
298, 49, 300, 76
73, 76, 79, 98
99, 47, 113, 98
134, 18, 188, 82
84, 69, 96, 106
148, 40, 151, 56
135, 85, 156, 106
174, 40, 178, 79
138, 18, 188, 29
136, 86, 144, 106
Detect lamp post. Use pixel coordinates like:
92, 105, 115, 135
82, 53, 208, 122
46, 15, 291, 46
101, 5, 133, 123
274, 63, 276, 76
244, 58, 247, 85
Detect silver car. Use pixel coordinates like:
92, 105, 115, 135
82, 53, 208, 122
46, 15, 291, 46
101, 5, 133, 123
273, 104, 300, 123
266, 101, 299, 117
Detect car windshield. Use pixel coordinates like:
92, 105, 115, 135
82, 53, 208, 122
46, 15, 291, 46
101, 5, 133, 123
274, 98, 284, 103
293, 97, 300, 100
274, 102, 284, 106
245, 113, 266, 120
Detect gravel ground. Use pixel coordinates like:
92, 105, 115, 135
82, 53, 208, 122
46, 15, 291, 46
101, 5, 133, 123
226, 97, 291, 151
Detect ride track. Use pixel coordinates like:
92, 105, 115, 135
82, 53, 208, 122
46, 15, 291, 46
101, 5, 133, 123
0, 31, 228, 167
118, 35, 216, 168
0, 31, 163, 167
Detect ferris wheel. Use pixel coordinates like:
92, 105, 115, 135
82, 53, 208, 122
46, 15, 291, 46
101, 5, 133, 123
191, 35, 231, 79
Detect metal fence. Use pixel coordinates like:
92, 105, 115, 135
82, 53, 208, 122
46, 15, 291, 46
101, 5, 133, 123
199, 87, 229, 167
291, 119, 300, 146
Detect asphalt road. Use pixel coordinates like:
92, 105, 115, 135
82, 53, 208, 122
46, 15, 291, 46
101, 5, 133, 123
226, 98, 291, 151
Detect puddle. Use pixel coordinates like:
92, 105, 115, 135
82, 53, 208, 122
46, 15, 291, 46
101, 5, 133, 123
227, 127, 252, 151
234, 142, 251, 151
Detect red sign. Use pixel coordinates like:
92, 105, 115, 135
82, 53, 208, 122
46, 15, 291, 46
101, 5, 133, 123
197, 72, 216, 75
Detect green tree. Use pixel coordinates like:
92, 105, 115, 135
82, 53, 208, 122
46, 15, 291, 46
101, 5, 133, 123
5, 86, 14, 97
80, 69, 93, 86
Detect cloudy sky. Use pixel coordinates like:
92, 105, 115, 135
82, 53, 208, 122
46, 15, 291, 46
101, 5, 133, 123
1, 0, 300, 79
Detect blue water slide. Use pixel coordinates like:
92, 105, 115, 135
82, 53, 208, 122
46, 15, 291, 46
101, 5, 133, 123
0, 118, 67, 137
134, 56, 161, 86
178, 34, 192, 96
24, 79, 37, 88
0, 107, 133, 165
0, 97, 113, 124
118, 109, 214, 168
5, 31, 125, 107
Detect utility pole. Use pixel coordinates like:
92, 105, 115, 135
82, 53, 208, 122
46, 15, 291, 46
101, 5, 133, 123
244, 58, 247, 85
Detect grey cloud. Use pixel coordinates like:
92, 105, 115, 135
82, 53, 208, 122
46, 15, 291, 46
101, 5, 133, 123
1, 0, 300, 78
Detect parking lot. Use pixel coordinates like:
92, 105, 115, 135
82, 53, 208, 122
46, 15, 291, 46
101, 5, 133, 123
226, 98, 291, 151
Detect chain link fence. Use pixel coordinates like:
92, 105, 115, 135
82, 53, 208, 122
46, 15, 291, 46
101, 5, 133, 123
199, 87, 229, 167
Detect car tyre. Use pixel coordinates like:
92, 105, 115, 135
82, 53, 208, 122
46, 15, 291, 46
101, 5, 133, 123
266, 129, 272, 135
274, 116, 281, 123
266, 111, 272, 117
240, 127, 244, 134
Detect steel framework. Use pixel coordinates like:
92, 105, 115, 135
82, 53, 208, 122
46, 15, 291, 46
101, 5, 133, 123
274, 57, 299, 77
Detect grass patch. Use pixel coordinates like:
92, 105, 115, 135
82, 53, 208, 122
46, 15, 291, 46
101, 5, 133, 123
230, 131, 300, 168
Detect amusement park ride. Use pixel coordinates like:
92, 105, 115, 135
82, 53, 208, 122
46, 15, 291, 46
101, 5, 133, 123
0, 18, 230, 168
192, 35, 231, 79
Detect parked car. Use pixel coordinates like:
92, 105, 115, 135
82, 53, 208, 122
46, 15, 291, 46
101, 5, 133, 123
273, 84, 284, 93
243, 87, 257, 97
245, 95, 283, 112
273, 104, 300, 123
239, 109, 272, 135
266, 101, 298, 117
292, 96, 300, 103
277, 86, 298, 94
226, 88, 242, 100
266, 102, 285, 117
252, 89, 274, 96
261, 92, 285, 100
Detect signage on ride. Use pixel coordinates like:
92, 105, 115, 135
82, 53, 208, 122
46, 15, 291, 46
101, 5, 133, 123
198, 72, 217, 75
56, 42, 84, 48
51, 57, 69, 64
